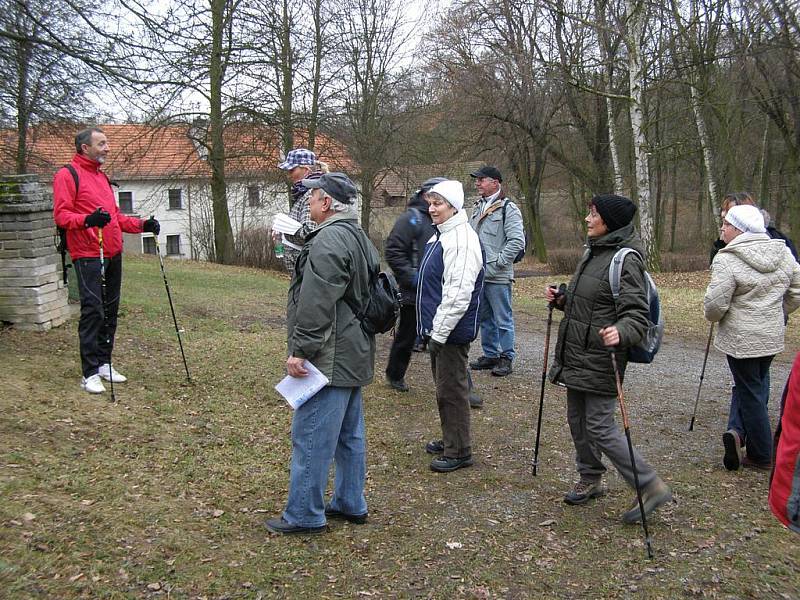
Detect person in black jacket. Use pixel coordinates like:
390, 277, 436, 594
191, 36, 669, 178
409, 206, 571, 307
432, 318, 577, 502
384, 178, 445, 392
710, 192, 798, 264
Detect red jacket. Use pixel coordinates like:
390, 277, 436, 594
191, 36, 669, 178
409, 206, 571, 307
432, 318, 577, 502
769, 351, 800, 533
53, 153, 143, 259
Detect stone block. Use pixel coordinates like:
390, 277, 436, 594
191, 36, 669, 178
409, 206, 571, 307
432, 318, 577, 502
0, 263, 57, 278
0, 255, 59, 269
18, 247, 54, 259
0, 249, 21, 259
0, 270, 60, 287
0, 282, 60, 299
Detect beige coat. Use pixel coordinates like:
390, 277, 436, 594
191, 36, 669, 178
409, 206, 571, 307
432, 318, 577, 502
704, 232, 800, 358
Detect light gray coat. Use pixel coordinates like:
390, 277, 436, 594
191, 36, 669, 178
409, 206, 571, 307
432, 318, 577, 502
469, 196, 525, 284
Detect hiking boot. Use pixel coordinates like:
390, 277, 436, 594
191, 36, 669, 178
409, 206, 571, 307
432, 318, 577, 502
430, 455, 474, 473
98, 363, 127, 383
264, 517, 326, 535
469, 392, 483, 409
722, 429, 742, 471
81, 374, 106, 394
741, 456, 771, 471
425, 439, 444, 454
621, 477, 673, 524
386, 377, 409, 392
470, 356, 499, 370
491, 357, 513, 377
325, 506, 368, 524
564, 478, 606, 505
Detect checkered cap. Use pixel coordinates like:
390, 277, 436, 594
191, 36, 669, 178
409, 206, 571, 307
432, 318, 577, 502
278, 148, 317, 170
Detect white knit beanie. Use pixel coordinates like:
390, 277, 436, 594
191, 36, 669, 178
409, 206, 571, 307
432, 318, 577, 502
429, 180, 464, 211
725, 204, 766, 234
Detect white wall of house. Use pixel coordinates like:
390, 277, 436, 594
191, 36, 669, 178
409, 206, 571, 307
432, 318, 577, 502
113, 178, 289, 261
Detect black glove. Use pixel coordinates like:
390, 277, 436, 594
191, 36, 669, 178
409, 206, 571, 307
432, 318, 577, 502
84, 208, 111, 229
143, 217, 160, 235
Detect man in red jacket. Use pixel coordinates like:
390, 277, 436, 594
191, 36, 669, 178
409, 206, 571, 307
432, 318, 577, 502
53, 127, 160, 394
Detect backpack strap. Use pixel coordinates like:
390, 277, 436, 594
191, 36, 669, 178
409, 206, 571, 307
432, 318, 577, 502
328, 220, 378, 319
608, 247, 643, 300
62, 164, 79, 195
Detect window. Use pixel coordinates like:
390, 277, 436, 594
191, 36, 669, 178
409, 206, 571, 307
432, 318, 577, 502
247, 185, 260, 207
166, 234, 181, 256
142, 236, 156, 255
118, 191, 133, 213
168, 188, 183, 210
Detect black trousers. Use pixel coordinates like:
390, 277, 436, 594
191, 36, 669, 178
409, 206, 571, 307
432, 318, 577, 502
385, 304, 417, 381
74, 254, 122, 378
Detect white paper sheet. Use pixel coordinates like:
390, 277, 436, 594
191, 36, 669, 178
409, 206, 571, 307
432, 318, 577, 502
272, 213, 303, 235
275, 360, 329, 410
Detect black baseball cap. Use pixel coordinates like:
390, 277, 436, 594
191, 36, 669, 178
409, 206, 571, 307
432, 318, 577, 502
302, 172, 357, 204
469, 165, 502, 182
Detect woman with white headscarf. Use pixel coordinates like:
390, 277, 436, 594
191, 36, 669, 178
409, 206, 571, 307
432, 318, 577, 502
704, 204, 800, 471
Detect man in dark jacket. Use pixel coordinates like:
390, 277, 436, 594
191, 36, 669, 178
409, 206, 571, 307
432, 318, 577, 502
266, 172, 377, 535
384, 177, 444, 391
546, 194, 672, 524
53, 127, 159, 394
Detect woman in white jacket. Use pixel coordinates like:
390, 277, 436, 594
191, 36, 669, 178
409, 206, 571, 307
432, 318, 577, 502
416, 180, 485, 473
704, 204, 800, 471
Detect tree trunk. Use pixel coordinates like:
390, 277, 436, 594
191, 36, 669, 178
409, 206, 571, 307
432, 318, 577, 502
759, 114, 771, 209
209, 0, 235, 264
307, 0, 323, 151
669, 159, 678, 252
626, 0, 658, 269
359, 168, 374, 236
279, 0, 294, 154
690, 82, 720, 226
607, 98, 624, 195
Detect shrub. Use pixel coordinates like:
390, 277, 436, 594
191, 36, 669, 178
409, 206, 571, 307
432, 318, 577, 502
546, 248, 584, 274
234, 227, 285, 271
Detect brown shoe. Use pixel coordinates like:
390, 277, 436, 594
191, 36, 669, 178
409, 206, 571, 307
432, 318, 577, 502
741, 456, 771, 471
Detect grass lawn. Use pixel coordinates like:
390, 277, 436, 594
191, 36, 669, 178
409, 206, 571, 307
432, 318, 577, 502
1, 255, 798, 598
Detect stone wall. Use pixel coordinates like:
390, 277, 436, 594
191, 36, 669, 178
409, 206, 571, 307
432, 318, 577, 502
0, 174, 71, 331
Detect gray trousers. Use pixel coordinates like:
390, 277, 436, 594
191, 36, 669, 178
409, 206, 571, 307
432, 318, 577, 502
430, 342, 472, 459
566, 388, 657, 489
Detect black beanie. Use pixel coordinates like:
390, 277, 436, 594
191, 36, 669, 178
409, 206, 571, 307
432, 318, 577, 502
591, 194, 637, 232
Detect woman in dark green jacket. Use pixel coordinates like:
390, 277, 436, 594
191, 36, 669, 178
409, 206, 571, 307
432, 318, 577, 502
546, 194, 672, 524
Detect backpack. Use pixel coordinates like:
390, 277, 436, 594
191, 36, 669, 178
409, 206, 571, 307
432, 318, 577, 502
608, 248, 664, 364
54, 165, 80, 284
500, 200, 527, 263
334, 221, 401, 335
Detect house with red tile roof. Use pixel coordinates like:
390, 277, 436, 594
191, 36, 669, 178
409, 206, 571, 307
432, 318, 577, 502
0, 123, 354, 260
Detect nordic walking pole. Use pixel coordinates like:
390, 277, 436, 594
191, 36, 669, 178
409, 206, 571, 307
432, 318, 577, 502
532, 283, 565, 476
688, 323, 714, 431
98, 228, 116, 402
610, 349, 653, 559
152, 229, 191, 383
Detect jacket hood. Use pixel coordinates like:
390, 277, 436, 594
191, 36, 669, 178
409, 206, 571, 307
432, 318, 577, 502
721, 232, 787, 273
408, 190, 430, 211
587, 222, 644, 255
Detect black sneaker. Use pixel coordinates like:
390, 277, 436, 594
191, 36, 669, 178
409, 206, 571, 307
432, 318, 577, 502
386, 377, 409, 392
425, 439, 444, 454
470, 356, 499, 370
722, 429, 742, 471
264, 517, 326, 535
491, 357, 513, 377
430, 455, 474, 473
325, 506, 368, 524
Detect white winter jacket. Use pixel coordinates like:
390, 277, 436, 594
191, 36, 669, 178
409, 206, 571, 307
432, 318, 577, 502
704, 232, 800, 358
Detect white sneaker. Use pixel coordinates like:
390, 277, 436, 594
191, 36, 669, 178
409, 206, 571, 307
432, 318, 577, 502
81, 374, 106, 394
98, 363, 127, 383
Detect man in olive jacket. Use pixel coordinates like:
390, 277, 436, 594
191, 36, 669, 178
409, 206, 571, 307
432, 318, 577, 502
266, 172, 378, 535
546, 194, 672, 525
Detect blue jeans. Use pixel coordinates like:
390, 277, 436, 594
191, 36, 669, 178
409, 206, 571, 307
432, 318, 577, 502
479, 282, 515, 360
283, 386, 367, 527
726, 355, 774, 464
